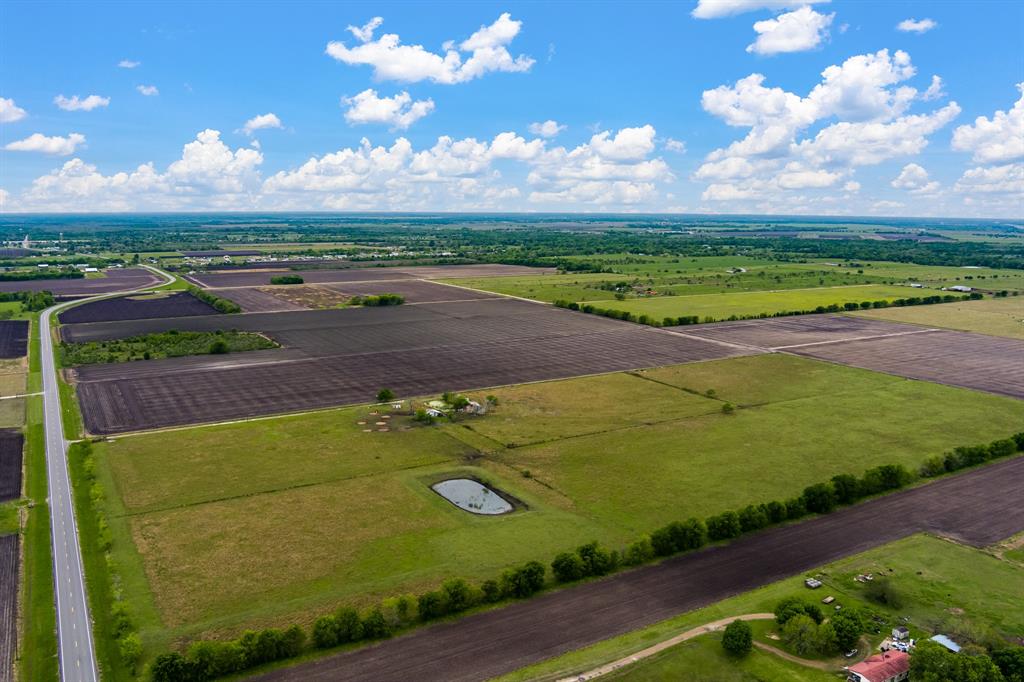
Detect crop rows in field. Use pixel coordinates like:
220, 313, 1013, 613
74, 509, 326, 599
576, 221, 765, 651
0, 322, 27, 359
186, 264, 556, 288
0, 534, 18, 682
0, 430, 23, 502
0, 268, 160, 296
58, 291, 217, 324
682, 314, 1024, 400
65, 298, 753, 433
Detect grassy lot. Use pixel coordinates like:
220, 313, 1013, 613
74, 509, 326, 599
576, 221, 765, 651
59, 329, 276, 365
852, 296, 1024, 339
499, 534, 1024, 681
89, 352, 1024, 662
585, 284, 921, 321
605, 632, 836, 681
0, 397, 25, 427
0, 371, 26, 398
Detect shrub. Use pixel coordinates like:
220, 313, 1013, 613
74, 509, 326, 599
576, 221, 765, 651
209, 339, 229, 354
441, 578, 475, 613
361, 608, 391, 640
376, 388, 395, 402
576, 541, 617, 576
801, 482, 837, 514
481, 579, 503, 603
418, 591, 446, 621
624, 536, 655, 565
989, 438, 1017, 460
501, 561, 546, 598
335, 607, 364, 643
860, 464, 913, 495
785, 497, 807, 520
706, 511, 742, 541
774, 597, 823, 626
551, 551, 586, 583
414, 408, 436, 424
864, 577, 902, 609
830, 474, 861, 505
738, 504, 769, 533
722, 619, 753, 656
312, 616, 339, 648
919, 455, 945, 478
119, 632, 142, 671
270, 274, 304, 285
150, 652, 192, 682
763, 500, 787, 524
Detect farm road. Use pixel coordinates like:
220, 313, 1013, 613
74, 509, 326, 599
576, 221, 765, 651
250, 455, 1024, 682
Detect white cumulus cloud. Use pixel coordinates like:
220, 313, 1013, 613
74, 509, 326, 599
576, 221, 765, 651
136, 85, 159, 96
5, 132, 85, 156
343, 89, 434, 129
325, 13, 534, 84
747, 7, 834, 56
118, 59, 141, 68
951, 83, 1024, 164
54, 94, 110, 111
891, 163, 940, 194
0, 97, 27, 123
897, 18, 937, 34
665, 138, 687, 153
241, 112, 284, 136
692, 0, 830, 19
528, 120, 566, 138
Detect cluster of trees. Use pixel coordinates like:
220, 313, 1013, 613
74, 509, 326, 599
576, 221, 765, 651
920, 433, 1024, 478
150, 626, 306, 682
269, 274, 304, 285
551, 542, 620, 582
774, 597, 865, 656
0, 267, 84, 282
0, 290, 55, 314
187, 286, 241, 314
552, 294, 977, 328
350, 293, 404, 306
911, 640, 1024, 682
60, 329, 277, 366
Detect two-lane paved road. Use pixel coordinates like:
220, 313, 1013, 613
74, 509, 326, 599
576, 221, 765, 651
41, 266, 172, 681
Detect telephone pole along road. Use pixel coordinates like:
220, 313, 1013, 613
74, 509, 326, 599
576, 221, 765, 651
41, 266, 171, 682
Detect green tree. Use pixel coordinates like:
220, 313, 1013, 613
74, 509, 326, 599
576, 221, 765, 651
781, 614, 819, 656
802, 482, 837, 514
376, 388, 396, 402
992, 646, 1024, 682
830, 608, 864, 652
830, 473, 861, 505
722, 619, 753, 656
551, 551, 586, 582
209, 339, 229, 354
706, 511, 742, 541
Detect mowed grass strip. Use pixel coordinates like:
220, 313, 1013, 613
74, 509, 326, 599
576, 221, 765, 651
852, 296, 1024, 340
463, 372, 721, 447
586, 284, 917, 320
101, 405, 474, 514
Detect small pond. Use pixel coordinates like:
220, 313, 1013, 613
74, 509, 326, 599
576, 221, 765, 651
431, 478, 514, 515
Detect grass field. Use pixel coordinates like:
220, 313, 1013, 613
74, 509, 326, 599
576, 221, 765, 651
853, 296, 1024, 339
584, 284, 922, 321
89, 351, 1024, 664
500, 533, 1024, 681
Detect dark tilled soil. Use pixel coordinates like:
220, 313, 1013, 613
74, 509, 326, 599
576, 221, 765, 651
319, 280, 501, 304
0, 322, 28, 359
678, 314, 922, 349
63, 299, 753, 433
790, 329, 1024, 400
0, 268, 160, 295
209, 288, 306, 313
186, 264, 555, 288
58, 292, 217, 324
0, 534, 17, 682
251, 456, 1024, 682
0, 430, 24, 502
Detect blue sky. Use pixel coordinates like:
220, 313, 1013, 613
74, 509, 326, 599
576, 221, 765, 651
0, 0, 1021, 216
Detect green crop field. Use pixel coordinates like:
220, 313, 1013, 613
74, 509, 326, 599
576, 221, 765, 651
91, 354, 1024, 660
584, 284, 922, 321
852, 296, 1024, 339
500, 533, 1024, 682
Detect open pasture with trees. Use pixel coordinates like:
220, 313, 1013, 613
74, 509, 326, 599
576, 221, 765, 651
89, 353, 1024, 664
853, 295, 1024, 339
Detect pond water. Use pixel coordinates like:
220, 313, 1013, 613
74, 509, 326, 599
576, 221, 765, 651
431, 478, 513, 515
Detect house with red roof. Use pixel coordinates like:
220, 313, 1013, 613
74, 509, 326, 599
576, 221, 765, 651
847, 651, 910, 682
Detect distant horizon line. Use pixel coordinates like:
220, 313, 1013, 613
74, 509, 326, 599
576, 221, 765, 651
0, 210, 1019, 224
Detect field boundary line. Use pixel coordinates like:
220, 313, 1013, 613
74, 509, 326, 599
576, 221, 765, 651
0, 392, 41, 400
660, 327, 767, 352
555, 613, 774, 681
427, 278, 554, 306
772, 327, 942, 350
